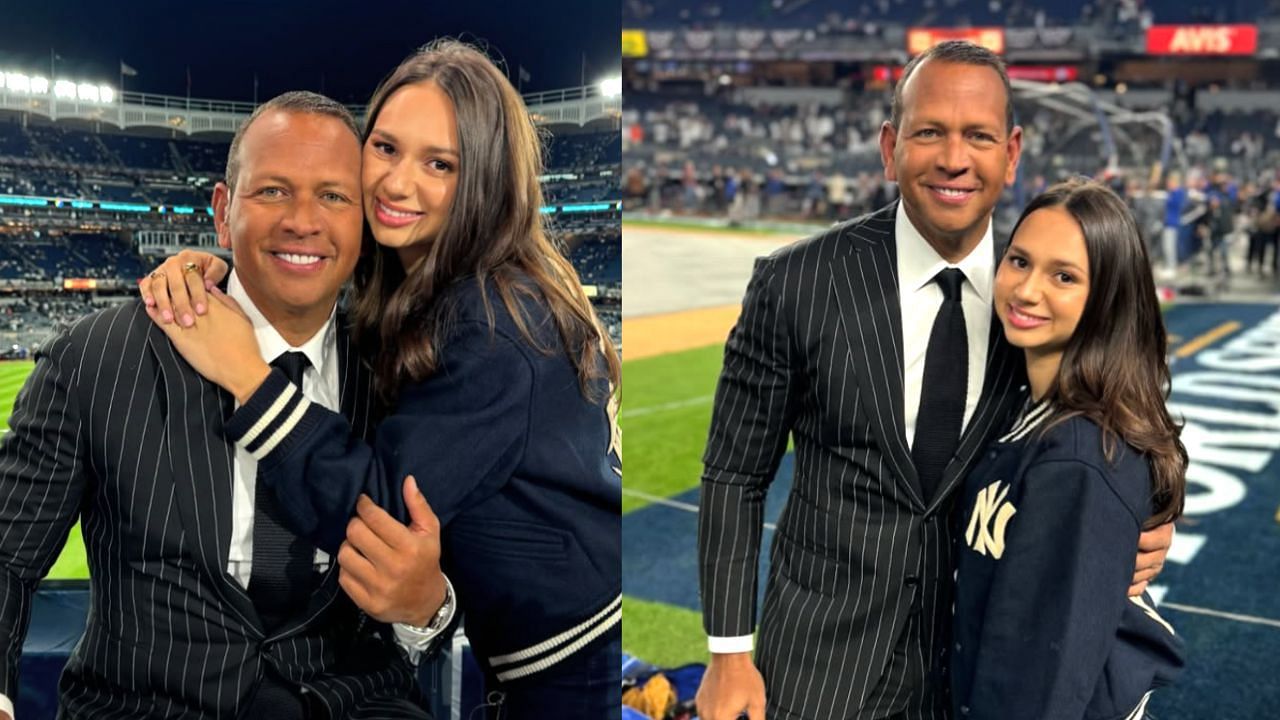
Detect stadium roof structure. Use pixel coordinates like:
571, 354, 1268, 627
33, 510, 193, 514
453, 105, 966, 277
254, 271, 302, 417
0, 79, 621, 136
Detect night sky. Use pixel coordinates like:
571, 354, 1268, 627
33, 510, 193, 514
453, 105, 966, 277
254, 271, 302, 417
0, 0, 620, 103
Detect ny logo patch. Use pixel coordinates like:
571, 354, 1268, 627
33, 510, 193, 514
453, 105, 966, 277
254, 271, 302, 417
965, 480, 1017, 559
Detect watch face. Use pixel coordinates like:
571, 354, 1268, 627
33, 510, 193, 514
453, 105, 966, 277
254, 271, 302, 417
426, 584, 453, 631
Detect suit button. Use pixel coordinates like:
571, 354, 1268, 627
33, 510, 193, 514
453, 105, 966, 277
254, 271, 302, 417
904, 576, 919, 587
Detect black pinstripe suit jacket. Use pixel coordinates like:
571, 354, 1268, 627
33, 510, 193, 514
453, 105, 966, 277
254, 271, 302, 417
698, 202, 1026, 720
0, 301, 423, 719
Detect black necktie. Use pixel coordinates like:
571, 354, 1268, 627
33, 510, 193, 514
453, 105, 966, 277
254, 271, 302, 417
913, 268, 968, 502
248, 351, 314, 631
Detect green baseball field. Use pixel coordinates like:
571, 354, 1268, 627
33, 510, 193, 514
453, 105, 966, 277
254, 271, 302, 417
0, 360, 90, 582
622, 342, 726, 667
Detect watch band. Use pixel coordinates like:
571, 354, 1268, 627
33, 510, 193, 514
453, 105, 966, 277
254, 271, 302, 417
404, 578, 454, 634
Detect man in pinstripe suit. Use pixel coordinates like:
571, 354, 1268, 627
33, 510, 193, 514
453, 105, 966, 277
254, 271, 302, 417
0, 93, 447, 719
695, 42, 1173, 720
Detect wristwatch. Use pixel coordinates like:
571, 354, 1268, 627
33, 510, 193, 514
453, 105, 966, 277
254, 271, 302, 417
405, 577, 454, 635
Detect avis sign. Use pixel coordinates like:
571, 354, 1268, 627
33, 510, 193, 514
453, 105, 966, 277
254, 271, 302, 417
1146, 24, 1258, 55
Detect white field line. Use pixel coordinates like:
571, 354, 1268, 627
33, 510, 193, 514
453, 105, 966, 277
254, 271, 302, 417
621, 394, 714, 419
622, 487, 778, 531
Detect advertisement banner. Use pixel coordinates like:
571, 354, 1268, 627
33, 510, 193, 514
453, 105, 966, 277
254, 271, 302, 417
1146, 24, 1258, 55
622, 30, 648, 58
907, 27, 1004, 55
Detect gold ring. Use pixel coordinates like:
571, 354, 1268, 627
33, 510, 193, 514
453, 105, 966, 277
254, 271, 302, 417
149, 270, 166, 280
182, 262, 201, 275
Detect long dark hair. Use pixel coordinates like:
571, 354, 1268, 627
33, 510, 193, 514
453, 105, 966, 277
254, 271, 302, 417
351, 39, 620, 405
1012, 178, 1186, 527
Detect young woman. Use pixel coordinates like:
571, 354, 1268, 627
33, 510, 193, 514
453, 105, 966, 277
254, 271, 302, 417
143, 40, 621, 718
950, 179, 1186, 719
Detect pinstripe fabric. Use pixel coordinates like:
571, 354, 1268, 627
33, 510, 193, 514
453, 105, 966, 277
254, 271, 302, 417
0, 302, 424, 719
699, 203, 1026, 720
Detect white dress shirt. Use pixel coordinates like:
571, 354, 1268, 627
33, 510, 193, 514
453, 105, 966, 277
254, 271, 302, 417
896, 200, 992, 447
707, 203, 995, 655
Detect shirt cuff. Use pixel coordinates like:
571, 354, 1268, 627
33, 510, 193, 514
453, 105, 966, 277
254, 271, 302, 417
0, 691, 13, 719
392, 574, 456, 666
708, 634, 754, 654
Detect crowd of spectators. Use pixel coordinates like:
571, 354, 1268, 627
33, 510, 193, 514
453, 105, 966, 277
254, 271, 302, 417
624, 82, 1280, 287
0, 291, 120, 354
0, 120, 224, 208
624, 0, 1279, 28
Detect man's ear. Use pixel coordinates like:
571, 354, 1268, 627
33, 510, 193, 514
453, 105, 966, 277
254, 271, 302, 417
879, 121, 899, 183
212, 182, 232, 250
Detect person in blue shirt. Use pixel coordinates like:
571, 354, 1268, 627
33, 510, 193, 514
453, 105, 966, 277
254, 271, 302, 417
1161, 173, 1187, 275
952, 179, 1187, 720
140, 39, 622, 719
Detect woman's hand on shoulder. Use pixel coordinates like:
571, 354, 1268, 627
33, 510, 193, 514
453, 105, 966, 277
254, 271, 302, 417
144, 285, 268, 401
138, 249, 229, 327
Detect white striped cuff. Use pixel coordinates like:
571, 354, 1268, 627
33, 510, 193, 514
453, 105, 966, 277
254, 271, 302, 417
238, 380, 299, 448
489, 594, 622, 682
236, 373, 313, 461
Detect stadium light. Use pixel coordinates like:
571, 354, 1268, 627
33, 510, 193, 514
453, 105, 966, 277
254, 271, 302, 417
599, 76, 622, 98
30, 76, 49, 94
5, 73, 30, 93
77, 83, 99, 102
99, 85, 115, 103
54, 80, 77, 99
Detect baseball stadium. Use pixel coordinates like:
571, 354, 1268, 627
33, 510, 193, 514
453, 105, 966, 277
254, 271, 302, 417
0, 2, 619, 718
621, 1, 1280, 718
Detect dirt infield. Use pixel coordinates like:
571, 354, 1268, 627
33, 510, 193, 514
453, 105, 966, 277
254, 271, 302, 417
622, 304, 742, 360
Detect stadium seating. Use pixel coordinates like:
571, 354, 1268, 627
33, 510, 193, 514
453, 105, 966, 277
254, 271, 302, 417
624, 0, 1272, 27
569, 228, 623, 286
546, 130, 620, 170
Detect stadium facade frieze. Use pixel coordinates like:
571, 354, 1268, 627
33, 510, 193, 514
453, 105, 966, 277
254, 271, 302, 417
0, 84, 619, 136
623, 26, 1092, 62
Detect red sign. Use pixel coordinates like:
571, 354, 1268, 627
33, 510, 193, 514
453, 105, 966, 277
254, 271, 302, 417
907, 28, 1004, 56
1146, 25, 1257, 55
1006, 65, 1079, 82
873, 65, 1077, 83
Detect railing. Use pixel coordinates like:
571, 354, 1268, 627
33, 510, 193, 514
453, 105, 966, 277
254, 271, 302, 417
0, 82, 620, 135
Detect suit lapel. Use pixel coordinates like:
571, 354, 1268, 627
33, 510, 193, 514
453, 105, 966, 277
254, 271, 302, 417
336, 318, 380, 440
148, 327, 259, 628
829, 203, 925, 507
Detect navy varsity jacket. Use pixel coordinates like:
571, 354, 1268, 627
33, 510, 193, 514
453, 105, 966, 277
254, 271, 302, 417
951, 400, 1185, 720
223, 275, 621, 684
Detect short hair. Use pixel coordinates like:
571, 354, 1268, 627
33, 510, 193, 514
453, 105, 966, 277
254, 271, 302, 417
224, 91, 360, 190
891, 40, 1014, 133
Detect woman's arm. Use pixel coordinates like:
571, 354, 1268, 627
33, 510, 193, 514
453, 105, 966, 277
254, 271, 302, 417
224, 321, 535, 553
965, 460, 1142, 720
